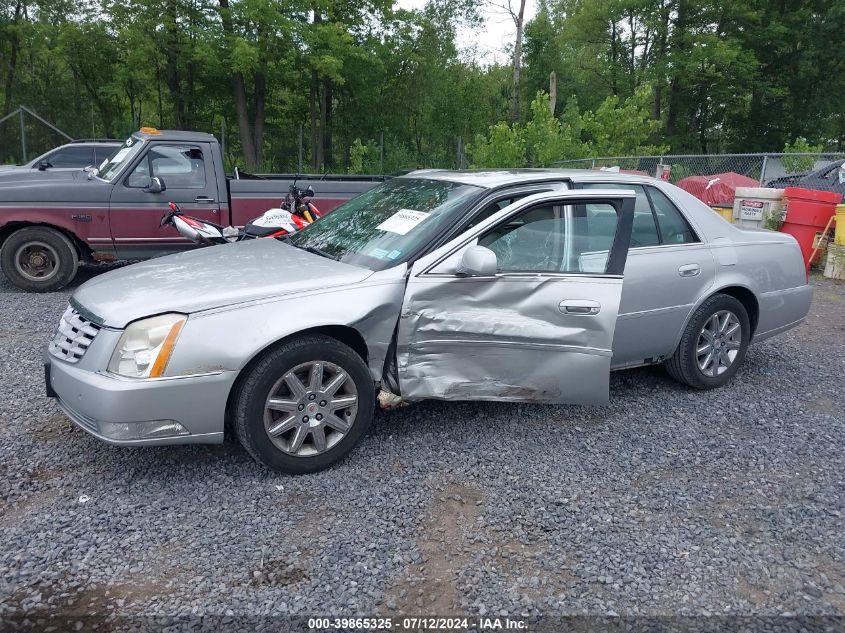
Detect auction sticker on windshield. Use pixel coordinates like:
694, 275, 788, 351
376, 209, 430, 235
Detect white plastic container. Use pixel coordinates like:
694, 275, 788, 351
732, 187, 785, 229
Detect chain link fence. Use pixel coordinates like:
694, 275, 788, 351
553, 153, 845, 186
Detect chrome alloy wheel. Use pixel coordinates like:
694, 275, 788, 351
696, 310, 742, 377
263, 360, 358, 457
14, 241, 59, 281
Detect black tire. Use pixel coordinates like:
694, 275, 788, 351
1, 226, 79, 292
665, 294, 751, 389
233, 334, 375, 474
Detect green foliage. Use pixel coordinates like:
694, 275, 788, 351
763, 205, 786, 231
347, 138, 382, 174
468, 90, 665, 168
582, 88, 668, 157
1, 0, 843, 168
782, 137, 826, 172
467, 122, 526, 168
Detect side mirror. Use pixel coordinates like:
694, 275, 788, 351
37, 160, 51, 171
456, 245, 497, 277
305, 186, 315, 197
145, 176, 166, 194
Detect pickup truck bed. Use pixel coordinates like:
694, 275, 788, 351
228, 173, 384, 225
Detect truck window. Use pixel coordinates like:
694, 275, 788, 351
127, 145, 207, 189
47, 146, 95, 168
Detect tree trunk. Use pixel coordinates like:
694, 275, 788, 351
508, 0, 527, 122
310, 69, 322, 171
232, 72, 256, 170
2, 0, 23, 115
321, 77, 332, 169
609, 20, 618, 96
665, 0, 689, 142
310, 10, 324, 171
165, 0, 184, 128
652, 6, 669, 121
252, 69, 266, 168
218, 0, 261, 170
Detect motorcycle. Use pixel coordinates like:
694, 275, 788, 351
160, 182, 322, 246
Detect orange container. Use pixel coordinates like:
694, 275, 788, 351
779, 187, 843, 268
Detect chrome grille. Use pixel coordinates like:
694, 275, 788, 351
48, 306, 101, 363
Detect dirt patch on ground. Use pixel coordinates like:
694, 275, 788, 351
0, 487, 61, 529
382, 482, 485, 613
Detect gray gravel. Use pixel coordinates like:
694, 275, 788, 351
0, 265, 843, 624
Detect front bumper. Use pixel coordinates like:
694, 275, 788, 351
46, 356, 237, 446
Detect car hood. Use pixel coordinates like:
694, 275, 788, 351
72, 239, 375, 328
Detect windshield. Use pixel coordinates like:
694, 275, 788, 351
288, 177, 483, 271
96, 135, 145, 181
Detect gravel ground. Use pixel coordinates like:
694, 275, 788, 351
0, 265, 843, 627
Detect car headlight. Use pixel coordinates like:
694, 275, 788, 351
107, 313, 186, 378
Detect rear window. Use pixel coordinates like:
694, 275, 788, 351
647, 187, 699, 244
47, 146, 95, 168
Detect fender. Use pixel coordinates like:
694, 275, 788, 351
0, 206, 112, 256
162, 267, 409, 383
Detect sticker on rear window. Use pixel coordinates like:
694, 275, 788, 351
376, 209, 430, 235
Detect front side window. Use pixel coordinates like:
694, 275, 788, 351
288, 177, 483, 271
647, 187, 698, 244
127, 145, 206, 189
579, 183, 659, 247
478, 201, 620, 274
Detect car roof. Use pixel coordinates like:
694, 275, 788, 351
403, 168, 662, 188
66, 140, 123, 146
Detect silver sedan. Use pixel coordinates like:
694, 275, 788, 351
46, 170, 812, 472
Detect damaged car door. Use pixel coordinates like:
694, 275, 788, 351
396, 190, 636, 405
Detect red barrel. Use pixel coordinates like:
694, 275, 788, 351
779, 187, 843, 268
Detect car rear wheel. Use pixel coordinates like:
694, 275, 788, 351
233, 334, 375, 474
1, 226, 79, 292
665, 294, 750, 389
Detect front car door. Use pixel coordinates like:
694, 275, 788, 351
108, 143, 220, 258
397, 190, 636, 405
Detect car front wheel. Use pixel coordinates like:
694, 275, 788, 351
233, 335, 375, 474
665, 294, 751, 389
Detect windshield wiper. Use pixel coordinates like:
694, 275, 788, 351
280, 236, 337, 261
302, 245, 337, 260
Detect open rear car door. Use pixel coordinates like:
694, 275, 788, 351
396, 189, 636, 405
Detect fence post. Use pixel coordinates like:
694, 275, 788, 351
19, 109, 27, 163
298, 123, 303, 173
759, 154, 768, 185
220, 117, 226, 166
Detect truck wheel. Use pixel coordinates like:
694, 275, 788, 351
665, 294, 750, 389
233, 334, 375, 474
0, 227, 79, 292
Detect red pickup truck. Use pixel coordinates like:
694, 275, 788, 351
0, 128, 384, 291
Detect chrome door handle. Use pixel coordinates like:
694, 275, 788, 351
678, 263, 701, 277
195, 196, 216, 204
559, 300, 601, 315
